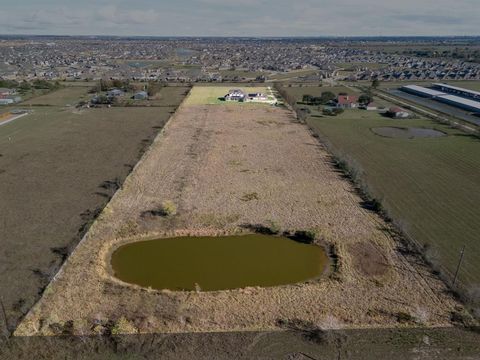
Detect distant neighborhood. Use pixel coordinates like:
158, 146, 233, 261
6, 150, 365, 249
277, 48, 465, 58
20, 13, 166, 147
1, 37, 479, 84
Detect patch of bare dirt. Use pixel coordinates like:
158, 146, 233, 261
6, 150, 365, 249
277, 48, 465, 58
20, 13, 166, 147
349, 242, 390, 277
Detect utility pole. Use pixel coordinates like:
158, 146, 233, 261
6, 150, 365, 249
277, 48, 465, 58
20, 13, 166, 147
452, 245, 466, 287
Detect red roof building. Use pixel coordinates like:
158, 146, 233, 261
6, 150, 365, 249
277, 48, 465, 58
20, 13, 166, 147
388, 107, 410, 118
337, 95, 359, 108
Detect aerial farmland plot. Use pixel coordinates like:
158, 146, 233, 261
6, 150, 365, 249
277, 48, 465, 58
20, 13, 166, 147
0, 86, 189, 333
15, 85, 463, 338
304, 109, 480, 289
21, 85, 91, 106
280, 83, 480, 292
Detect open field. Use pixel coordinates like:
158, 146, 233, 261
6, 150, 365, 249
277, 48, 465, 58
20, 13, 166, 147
2, 327, 480, 359
0, 89, 188, 334
21, 86, 91, 106
218, 69, 266, 79
299, 108, 480, 289
184, 85, 272, 105
132, 86, 191, 107
268, 69, 320, 80
281, 84, 357, 101
15, 86, 461, 337
0, 111, 29, 126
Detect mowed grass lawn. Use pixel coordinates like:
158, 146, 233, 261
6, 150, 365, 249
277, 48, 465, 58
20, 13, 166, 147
184, 86, 271, 105
306, 109, 480, 287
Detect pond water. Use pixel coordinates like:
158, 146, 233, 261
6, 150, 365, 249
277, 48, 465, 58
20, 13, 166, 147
111, 234, 327, 291
372, 126, 446, 139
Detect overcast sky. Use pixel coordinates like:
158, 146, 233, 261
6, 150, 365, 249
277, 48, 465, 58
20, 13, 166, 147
0, 0, 478, 37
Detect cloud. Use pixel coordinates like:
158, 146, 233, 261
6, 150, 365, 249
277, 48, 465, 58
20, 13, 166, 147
95, 5, 163, 25
0, 0, 478, 36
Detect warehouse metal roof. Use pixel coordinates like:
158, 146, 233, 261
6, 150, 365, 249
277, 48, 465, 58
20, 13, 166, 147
438, 94, 480, 111
400, 84, 480, 112
401, 85, 446, 97
432, 83, 480, 97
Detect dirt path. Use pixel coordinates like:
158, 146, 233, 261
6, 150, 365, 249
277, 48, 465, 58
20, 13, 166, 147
15, 92, 460, 336
0, 112, 29, 127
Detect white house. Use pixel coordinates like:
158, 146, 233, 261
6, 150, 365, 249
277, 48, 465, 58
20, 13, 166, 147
365, 102, 379, 111
246, 92, 268, 102
224, 89, 245, 101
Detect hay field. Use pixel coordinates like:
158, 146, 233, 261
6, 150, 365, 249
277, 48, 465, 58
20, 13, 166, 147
304, 110, 480, 288
15, 87, 460, 336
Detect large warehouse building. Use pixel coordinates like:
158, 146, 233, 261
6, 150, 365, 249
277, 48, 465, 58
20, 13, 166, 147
432, 83, 480, 101
400, 84, 480, 114
401, 85, 446, 98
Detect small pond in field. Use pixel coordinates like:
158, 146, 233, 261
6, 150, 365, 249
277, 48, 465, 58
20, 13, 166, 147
372, 126, 446, 139
111, 234, 327, 291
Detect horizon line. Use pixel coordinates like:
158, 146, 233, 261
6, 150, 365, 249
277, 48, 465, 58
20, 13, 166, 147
1, 34, 480, 39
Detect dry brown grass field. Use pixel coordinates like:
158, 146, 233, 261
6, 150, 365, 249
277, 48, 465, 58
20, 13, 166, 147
0, 86, 189, 334
14, 86, 463, 336
21, 86, 91, 106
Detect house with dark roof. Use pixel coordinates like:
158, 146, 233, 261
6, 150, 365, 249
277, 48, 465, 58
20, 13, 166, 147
224, 89, 245, 101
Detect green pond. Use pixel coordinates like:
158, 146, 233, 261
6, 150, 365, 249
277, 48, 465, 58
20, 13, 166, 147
111, 234, 327, 291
